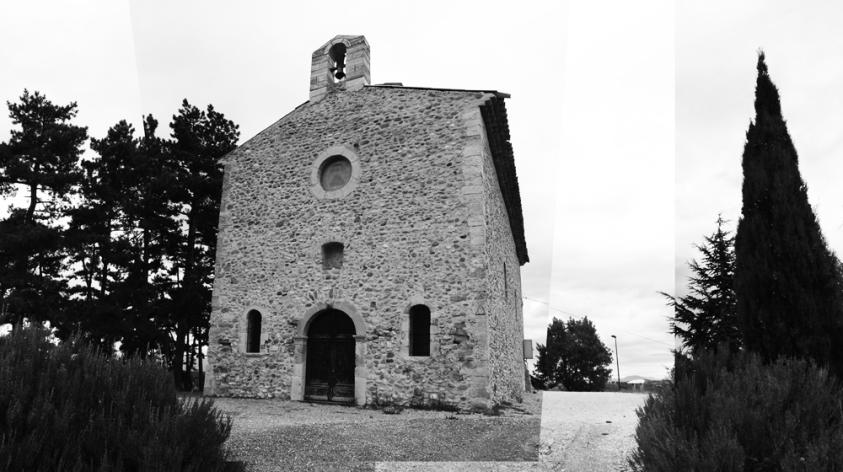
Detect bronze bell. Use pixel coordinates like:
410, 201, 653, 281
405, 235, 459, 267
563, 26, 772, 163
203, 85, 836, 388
329, 43, 347, 80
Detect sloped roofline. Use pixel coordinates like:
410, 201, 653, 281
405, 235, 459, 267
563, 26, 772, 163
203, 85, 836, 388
478, 94, 529, 265
367, 84, 511, 99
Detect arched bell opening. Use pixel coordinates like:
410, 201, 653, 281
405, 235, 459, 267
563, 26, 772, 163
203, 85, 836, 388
328, 42, 348, 81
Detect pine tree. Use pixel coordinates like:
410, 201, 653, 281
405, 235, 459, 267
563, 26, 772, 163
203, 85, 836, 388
0, 90, 87, 327
666, 215, 740, 355
114, 115, 180, 358
166, 100, 239, 389
65, 116, 179, 353
734, 52, 843, 375
62, 101, 238, 388
64, 120, 137, 347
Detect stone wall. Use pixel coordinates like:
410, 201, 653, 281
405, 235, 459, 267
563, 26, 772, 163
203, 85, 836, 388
205, 86, 524, 410
460, 99, 526, 405
478, 109, 526, 404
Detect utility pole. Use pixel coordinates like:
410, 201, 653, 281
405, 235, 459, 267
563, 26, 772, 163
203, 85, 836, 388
611, 334, 620, 391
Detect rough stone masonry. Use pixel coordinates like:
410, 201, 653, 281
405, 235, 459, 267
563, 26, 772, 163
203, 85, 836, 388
204, 35, 530, 411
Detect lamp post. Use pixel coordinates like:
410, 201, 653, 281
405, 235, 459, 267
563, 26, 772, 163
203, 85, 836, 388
611, 334, 620, 391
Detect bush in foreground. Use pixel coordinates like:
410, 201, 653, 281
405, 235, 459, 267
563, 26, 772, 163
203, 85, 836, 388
629, 350, 843, 471
0, 326, 233, 471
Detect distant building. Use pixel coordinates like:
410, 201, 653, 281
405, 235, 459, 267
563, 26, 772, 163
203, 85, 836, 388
627, 378, 645, 391
619, 375, 663, 392
204, 35, 529, 411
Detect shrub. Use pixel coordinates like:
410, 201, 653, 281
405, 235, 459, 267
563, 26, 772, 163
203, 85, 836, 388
0, 326, 233, 471
629, 349, 843, 471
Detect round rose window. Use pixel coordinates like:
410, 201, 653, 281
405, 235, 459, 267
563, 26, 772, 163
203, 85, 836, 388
319, 155, 352, 191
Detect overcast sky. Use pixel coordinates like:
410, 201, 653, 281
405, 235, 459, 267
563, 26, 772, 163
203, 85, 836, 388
549, 1, 674, 380
0, 0, 683, 379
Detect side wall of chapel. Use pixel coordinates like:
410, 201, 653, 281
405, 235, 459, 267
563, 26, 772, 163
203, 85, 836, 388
464, 105, 526, 405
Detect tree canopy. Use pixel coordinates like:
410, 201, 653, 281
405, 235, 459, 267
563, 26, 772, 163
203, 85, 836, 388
534, 316, 613, 391
0, 91, 239, 391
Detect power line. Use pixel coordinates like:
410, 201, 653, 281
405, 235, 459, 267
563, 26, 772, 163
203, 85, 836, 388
615, 331, 675, 348
522, 296, 579, 317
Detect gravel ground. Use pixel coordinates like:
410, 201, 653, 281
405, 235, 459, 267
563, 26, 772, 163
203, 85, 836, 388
214, 392, 542, 472
212, 391, 646, 471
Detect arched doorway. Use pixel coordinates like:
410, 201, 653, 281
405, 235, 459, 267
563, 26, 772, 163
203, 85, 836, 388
304, 308, 356, 403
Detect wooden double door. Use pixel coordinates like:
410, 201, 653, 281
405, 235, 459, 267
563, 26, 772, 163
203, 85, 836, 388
304, 309, 356, 403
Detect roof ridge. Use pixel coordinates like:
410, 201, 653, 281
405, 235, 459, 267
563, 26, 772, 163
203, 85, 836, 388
365, 84, 510, 99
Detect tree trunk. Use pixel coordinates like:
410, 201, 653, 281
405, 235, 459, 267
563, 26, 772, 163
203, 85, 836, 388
173, 325, 190, 390
99, 210, 112, 297
173, 201, 199, 390
25, 181, 37, 224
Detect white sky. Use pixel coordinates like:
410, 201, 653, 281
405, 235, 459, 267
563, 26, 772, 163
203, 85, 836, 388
550, 1, 675, 379
0, 0, 679, 379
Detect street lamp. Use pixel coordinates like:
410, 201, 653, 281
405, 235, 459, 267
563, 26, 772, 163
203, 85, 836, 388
611, 334, 620, 391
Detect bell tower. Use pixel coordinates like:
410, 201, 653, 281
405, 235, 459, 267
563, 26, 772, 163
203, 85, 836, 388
310, 35, 371, 102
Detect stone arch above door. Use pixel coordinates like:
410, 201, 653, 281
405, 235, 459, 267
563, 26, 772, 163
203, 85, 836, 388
296, 300, 366, 337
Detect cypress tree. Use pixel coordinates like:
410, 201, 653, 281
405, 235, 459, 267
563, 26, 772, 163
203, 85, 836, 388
734, 52, 843, 375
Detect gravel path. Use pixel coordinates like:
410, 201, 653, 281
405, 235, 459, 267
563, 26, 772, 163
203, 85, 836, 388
538, 392, 647, 471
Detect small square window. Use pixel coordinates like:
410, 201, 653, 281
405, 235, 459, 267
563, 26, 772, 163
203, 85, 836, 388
322, 242, 344, 269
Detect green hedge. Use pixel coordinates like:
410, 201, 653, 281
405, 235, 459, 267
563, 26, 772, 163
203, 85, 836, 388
0, 326, 233, 471
629, 350, 843, 471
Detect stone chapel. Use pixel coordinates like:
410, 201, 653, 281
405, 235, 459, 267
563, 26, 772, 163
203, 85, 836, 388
204, 35, 529, 411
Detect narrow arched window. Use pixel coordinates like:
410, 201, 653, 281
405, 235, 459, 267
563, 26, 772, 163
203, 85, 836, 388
504, 262, 508, 300
409, 305, 431, 357
246, 310, 262, 353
